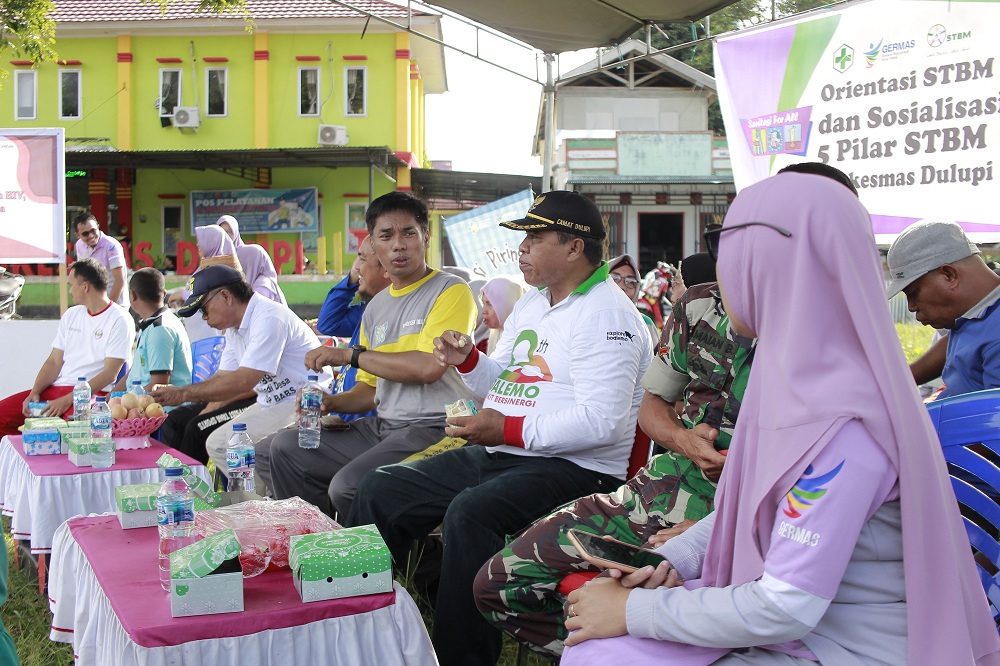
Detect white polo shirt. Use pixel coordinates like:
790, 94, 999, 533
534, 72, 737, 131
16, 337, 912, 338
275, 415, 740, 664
219, 294, 330, 407
52, 302, 135, 390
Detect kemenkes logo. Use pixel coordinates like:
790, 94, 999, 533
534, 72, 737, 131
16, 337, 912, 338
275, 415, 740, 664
832, 44, 854, 73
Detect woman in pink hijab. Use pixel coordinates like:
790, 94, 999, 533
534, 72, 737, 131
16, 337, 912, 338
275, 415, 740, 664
479, 276, 527, 355
215, 215, 286, 305
560, 173, 1000, 665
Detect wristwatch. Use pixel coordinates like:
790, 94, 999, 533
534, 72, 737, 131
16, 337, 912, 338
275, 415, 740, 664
350, 345, 367, 369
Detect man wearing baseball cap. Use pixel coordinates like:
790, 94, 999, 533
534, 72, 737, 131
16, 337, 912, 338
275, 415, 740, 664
152, 265, 329, 491
887, 219, 1000, 399
349, 190, 653, 666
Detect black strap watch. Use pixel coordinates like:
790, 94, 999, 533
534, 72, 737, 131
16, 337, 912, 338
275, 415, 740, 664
350, 345, 367, 369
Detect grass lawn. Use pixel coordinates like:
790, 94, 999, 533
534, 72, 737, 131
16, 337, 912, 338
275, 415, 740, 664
1, 324, 934, 665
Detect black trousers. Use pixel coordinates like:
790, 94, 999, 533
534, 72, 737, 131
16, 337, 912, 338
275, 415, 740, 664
160, 398, 257, 465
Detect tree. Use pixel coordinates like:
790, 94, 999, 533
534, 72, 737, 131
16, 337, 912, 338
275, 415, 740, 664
635, 0, 834, 133
1, 0, 248, 82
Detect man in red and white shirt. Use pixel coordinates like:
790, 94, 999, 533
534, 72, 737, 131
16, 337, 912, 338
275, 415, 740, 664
0, 258, 134, 436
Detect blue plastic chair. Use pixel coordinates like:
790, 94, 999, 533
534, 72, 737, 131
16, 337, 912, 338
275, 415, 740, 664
927, 388, 1000, 627
191, 336, 226, 384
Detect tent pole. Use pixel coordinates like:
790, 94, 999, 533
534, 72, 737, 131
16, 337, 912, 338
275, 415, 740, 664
542, 53, 556, 193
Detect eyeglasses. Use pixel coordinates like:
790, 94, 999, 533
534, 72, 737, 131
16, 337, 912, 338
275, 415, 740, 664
78, 228, 99, 238
703, 222, 793, 261
610, 274, 640, 289
199, 288, 223, 317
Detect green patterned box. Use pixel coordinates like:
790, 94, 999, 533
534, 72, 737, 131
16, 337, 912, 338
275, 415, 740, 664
288, 525, 392, 603
169, 528, 244, 617
156, 453, 220, 507
60, 423, 89, 455
64, 428, 92, 466
114, 483, 159, 529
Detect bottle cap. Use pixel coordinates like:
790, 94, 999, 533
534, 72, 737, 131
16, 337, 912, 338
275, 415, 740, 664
165, 467, 183, 477
95, 396, 107, 402
132, 381, 141, 386
308, 375, 318, 381
78, 377, 87, 382
233, 423, 247, 432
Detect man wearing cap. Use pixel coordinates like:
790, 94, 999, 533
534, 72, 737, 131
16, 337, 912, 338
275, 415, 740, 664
887, 219, 1000, 399
348, 190, 653, 666
151, 265, 329, 492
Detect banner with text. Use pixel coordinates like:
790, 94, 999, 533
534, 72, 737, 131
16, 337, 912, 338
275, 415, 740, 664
0, 128, 66, 263
714, 0, 1000, 243
443, 189, 533, 279
191, 187, 318, 234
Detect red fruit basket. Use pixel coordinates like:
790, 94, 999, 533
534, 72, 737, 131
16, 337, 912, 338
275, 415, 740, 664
111, 415, 168, 449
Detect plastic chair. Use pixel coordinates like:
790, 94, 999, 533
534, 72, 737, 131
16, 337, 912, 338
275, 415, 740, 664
191, 336, 226, 384
926, 388, 1000, 629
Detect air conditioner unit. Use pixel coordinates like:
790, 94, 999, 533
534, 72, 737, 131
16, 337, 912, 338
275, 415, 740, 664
318, 124, 349, 146
173, 107, 201, 129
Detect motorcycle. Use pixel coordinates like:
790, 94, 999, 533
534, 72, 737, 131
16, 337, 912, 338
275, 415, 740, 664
0, 266, 25, 320
637, 261, 675, 329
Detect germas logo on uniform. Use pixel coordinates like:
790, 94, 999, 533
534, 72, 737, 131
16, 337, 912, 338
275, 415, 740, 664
783, 460, 844, 518
371, 322, 389, 349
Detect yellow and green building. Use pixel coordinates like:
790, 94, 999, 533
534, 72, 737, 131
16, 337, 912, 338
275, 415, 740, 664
1, 0, 446, 277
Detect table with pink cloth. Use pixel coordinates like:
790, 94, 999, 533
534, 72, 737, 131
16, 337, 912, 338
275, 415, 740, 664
48, 516, 437, 666
0, 435, 210, 554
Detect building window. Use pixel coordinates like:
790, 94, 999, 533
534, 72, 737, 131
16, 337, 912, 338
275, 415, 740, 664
299, 67, 319, 116
159, 69, 182, 117
14, 70, 37, 120
345, 67, 366, 117
206, 68, 227, 117
59, 70, 82, 120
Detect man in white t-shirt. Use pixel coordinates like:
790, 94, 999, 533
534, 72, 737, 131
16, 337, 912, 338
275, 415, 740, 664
74, 213, 128, 308
151, 265, 329, 493
0, 258, 135, 437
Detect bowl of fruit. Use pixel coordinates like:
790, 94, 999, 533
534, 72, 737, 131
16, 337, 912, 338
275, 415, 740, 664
109, 393, 167, 449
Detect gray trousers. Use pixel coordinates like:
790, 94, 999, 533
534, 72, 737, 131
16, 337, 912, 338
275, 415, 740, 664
267, 416, 446, 520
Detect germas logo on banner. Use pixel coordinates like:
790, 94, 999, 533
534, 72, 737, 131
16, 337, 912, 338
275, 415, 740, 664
813, 56, 994, 189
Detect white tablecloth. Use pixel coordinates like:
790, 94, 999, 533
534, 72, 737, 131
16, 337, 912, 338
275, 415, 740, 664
0, 436, 210, 553
47, 521, 439, 666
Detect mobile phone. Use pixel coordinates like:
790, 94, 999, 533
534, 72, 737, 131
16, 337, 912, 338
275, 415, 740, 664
566, 528, 667, 574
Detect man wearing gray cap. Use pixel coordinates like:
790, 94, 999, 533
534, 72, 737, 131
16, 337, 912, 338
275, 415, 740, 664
887, 219, 1000, 399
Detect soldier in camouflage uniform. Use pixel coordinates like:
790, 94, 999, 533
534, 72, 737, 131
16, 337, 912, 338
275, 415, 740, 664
473, 280, 754, 658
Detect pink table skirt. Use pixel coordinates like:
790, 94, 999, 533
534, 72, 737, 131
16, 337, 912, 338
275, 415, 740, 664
8, 436, 200, 477
67, 515, 396, 648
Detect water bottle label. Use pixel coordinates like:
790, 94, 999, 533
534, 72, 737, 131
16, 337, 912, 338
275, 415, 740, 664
301, 392, 322, 409
91, 414, 112, 428
226, 448, 240, 470
227, 447, 254, 470
156, 500, 194, 525
243, 447, 255, 466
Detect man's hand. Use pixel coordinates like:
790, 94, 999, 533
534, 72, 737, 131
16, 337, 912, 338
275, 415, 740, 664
433, 330, 473, 368
445, 407, 504, 445
305, 346, 350, 372
151, 384, 186, 407
672, 423, 726, 480
22, 392, 42, 418
348, 256, 363, 285
40, 393, 73, 418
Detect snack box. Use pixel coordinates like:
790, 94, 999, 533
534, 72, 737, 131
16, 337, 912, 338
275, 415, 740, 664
22, 429, 61, 455
289, 525, 392, 603
114, 483, 160, 529
170, 528, 244, 617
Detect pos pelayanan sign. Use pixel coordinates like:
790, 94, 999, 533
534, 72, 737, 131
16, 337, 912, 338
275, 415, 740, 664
714, 0, 1000, 243
0, 128, 66, 263
191, 187, 318, 234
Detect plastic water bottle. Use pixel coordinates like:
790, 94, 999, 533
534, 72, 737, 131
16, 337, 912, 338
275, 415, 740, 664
226, 423, 255, 493
156, 467, 197, 591
90, 396, 114, 468
130, 380, 145, 396
298, 375, 322, 449
73, 377, 91, 422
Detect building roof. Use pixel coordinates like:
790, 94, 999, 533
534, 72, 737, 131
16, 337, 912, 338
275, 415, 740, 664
64, 146, 407, 171
51, 0, 429, 22
411, 168, 541, 208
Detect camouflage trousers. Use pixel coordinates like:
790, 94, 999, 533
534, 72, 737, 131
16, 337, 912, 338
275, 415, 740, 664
473, 451, 717, 657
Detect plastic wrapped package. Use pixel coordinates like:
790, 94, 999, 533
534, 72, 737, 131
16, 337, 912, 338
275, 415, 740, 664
195, 497, 341, 577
